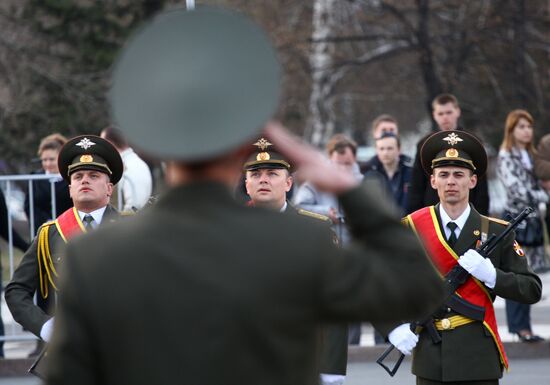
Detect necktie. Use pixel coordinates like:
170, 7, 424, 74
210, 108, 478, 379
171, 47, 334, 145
446, 222, 458, 247
83, 215, 95, 230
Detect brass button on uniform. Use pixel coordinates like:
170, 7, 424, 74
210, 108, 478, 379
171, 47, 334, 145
441, 318, 451, 330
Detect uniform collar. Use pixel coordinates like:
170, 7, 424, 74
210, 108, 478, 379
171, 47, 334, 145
439, 204, 471, 236
78, 206, 107, 227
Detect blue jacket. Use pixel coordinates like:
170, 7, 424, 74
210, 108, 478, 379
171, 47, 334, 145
363, 154, 412, 215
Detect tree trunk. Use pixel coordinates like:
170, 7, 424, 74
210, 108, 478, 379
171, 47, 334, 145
305, 0, 336, 146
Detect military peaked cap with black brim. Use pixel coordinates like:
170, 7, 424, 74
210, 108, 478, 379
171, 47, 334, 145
421, 131, 487, 177
58, 135, 123, 184
110, 7, 281, 161
243, 137, 291, 171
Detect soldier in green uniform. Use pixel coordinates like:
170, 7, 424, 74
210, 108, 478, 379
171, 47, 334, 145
382, 130, 542, 384
244, 138, 348, 385
5, 135, 122, 343
46, 7, 444, 385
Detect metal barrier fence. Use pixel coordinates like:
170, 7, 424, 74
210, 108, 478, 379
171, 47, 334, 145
0, 173, 123, 343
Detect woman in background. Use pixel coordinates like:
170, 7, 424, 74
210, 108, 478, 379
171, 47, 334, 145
24, 133, 72, 233
497, 109, 547, 342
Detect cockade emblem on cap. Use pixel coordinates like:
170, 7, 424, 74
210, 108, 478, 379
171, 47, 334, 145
80, 155, 93, 163
446, 148, 459, 158
76, 137, 96, 150
442, 133, 463, 147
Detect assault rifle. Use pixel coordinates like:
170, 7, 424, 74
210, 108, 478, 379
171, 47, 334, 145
376, 207, 534, 377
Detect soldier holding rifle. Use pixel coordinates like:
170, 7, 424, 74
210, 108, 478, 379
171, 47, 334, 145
380, 130, 542, 384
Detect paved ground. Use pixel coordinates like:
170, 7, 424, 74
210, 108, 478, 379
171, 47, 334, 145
0, 358, 548, 384
345, 357, 550, 385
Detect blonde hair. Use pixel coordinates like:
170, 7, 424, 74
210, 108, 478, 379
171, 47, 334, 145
38, 133, 67, 156
500, 109, 536, 155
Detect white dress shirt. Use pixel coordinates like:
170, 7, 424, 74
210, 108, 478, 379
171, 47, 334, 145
439, 204, 471, 241
77, 206, 107, 229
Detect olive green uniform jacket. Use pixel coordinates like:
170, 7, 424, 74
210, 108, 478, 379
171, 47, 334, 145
4, 205, 119, 337
46, 181, 444, 385
284, 203, 348, 375
381, 204, 542, 383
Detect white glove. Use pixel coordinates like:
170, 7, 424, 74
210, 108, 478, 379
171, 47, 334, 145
320, 374, 346, 385
458, 249, 496, 288
40, 317, 54, 342
388, 323, 418, 355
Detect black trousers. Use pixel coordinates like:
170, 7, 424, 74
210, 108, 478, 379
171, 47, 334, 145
417, 377, 498, 385
505, 299, 531, 333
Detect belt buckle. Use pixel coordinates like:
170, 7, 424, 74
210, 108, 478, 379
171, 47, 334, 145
441, 318, 451, 330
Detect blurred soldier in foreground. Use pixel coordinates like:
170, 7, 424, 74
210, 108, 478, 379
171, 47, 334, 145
244, 138, 348, 385
46, 7, 443, 385
5, 136, 122, 343
381, 131, 542, 384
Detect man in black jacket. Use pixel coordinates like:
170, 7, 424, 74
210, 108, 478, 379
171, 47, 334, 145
407, 94, 489, 215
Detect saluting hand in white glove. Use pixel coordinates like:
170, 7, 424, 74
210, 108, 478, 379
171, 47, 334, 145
388, 323, 418, 355
458, 249, 496, 288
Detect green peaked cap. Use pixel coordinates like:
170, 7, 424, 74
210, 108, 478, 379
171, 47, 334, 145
110, 6, 281, 161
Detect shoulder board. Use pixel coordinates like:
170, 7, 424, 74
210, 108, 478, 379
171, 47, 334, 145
297, 208, 331, 222
41, 220, 56, 228
486, 216, 509, 226
120, 211, 136, 216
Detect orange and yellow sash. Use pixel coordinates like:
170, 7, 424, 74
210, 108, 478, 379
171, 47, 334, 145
407, 206, 508, 369
38, 208, 86, 299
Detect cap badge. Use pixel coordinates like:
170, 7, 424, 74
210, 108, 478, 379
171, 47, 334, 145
257, 152, 271, 161
80, 155, 93, 163
443, 133, 463, 146
76, 137, 96, 150
253, 138, 273, 151
446, 148, 459, 158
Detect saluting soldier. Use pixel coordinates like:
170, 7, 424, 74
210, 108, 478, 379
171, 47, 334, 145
5, 135, 123, 343
382, 131, 542, 384
244, 138, 348, 385
46, 7, 443, 385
